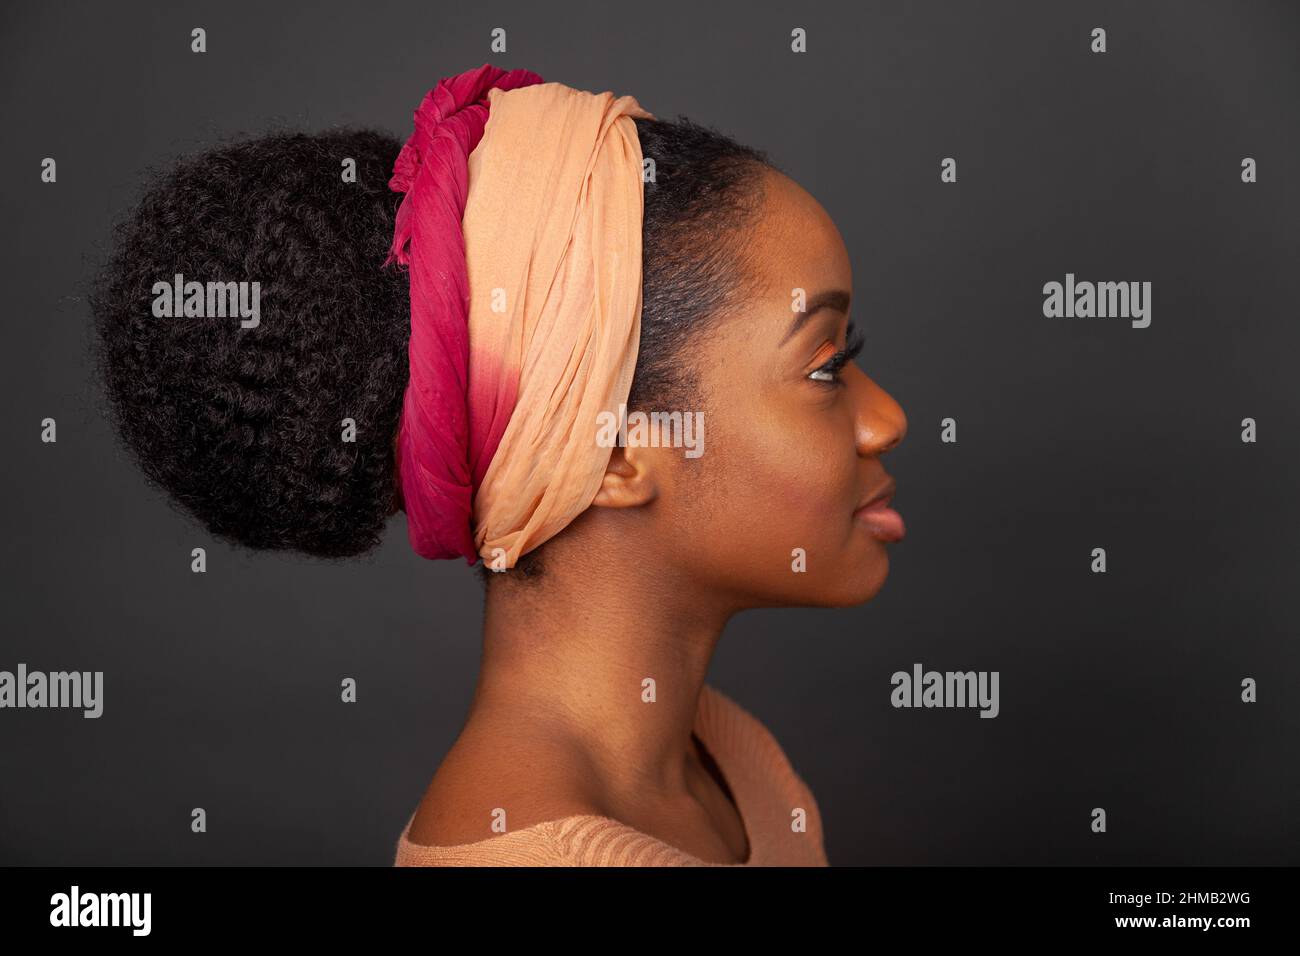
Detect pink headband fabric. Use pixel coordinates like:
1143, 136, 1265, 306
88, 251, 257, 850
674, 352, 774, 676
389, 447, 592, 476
385, 64, 543, 563
386, 64, 652, 569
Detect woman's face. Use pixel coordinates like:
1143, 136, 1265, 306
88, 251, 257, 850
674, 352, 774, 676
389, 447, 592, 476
659, 166, 908, 609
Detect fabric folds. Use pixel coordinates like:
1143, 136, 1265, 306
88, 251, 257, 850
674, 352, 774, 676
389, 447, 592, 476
388, 63, 653, 569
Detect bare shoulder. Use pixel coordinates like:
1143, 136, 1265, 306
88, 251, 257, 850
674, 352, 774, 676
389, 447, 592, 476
406, 728, 606, 849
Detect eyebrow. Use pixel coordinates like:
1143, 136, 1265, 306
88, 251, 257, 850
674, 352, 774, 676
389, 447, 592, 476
780, 289, 852, 346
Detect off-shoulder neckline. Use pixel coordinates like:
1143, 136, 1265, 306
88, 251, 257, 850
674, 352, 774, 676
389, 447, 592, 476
396, 683, 756, 865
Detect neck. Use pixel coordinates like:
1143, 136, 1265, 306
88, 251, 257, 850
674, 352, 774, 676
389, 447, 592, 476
468, 537, 737, 808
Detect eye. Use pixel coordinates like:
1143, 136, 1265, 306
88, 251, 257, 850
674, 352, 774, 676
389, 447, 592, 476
807, 324, 865, 387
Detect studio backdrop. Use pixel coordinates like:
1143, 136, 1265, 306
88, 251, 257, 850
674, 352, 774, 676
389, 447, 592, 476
1, 0, 1297, 866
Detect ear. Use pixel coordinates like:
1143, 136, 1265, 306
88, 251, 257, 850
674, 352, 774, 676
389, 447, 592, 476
590, 443, 659, 509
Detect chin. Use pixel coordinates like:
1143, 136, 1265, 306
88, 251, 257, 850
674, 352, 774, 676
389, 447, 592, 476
758, 560, 890, 609
818, 557, 891, 607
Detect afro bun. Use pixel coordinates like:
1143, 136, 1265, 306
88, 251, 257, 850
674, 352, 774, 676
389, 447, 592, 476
89, 128, 410, 559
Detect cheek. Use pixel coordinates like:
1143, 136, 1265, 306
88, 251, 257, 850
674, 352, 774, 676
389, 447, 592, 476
715, 396, 889, 606
704, 392, 860, 550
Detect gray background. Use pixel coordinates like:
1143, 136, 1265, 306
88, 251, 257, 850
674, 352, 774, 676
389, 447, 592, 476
1, 0, 1297, 865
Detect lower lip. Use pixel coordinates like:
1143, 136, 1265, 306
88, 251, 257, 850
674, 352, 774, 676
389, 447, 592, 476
855, 502, 906, 542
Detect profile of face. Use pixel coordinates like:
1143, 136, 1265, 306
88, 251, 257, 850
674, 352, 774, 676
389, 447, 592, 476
590, 166, 908, 610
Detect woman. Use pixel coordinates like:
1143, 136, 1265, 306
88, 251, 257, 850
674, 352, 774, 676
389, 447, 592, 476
89, 63, 907, 866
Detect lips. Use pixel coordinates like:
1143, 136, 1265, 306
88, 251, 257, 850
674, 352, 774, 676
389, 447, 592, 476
854, 478, 905, 542
856, 477, 896, 512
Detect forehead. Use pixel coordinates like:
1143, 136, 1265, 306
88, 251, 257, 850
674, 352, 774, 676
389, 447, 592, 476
744, 168, 852, 301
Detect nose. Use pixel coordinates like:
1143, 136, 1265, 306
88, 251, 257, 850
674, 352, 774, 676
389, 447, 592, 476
851, 369, 907, 458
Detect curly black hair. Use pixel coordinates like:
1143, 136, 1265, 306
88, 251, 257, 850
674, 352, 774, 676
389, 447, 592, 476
88, 115, 774, 579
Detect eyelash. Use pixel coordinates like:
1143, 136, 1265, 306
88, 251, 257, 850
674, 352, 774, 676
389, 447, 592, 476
807, 325, 865, 387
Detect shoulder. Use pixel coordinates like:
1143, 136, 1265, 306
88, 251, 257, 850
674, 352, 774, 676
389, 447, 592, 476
398, 759, 701, 867
401, 725, 609, 860
397, 811, 701, 867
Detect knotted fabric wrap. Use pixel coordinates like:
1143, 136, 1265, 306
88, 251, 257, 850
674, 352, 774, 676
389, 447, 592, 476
387, 64, 653, 569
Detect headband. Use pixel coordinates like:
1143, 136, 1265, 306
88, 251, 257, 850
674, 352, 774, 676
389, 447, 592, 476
386, 64, 654, 569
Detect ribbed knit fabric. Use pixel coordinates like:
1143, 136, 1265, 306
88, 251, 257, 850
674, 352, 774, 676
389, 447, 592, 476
394, 683, 828, 866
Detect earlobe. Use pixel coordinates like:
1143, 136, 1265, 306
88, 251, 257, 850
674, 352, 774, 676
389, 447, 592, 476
590, 444, 658, 509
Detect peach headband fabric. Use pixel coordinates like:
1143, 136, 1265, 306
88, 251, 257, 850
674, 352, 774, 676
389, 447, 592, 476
386, 64, 654, 568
